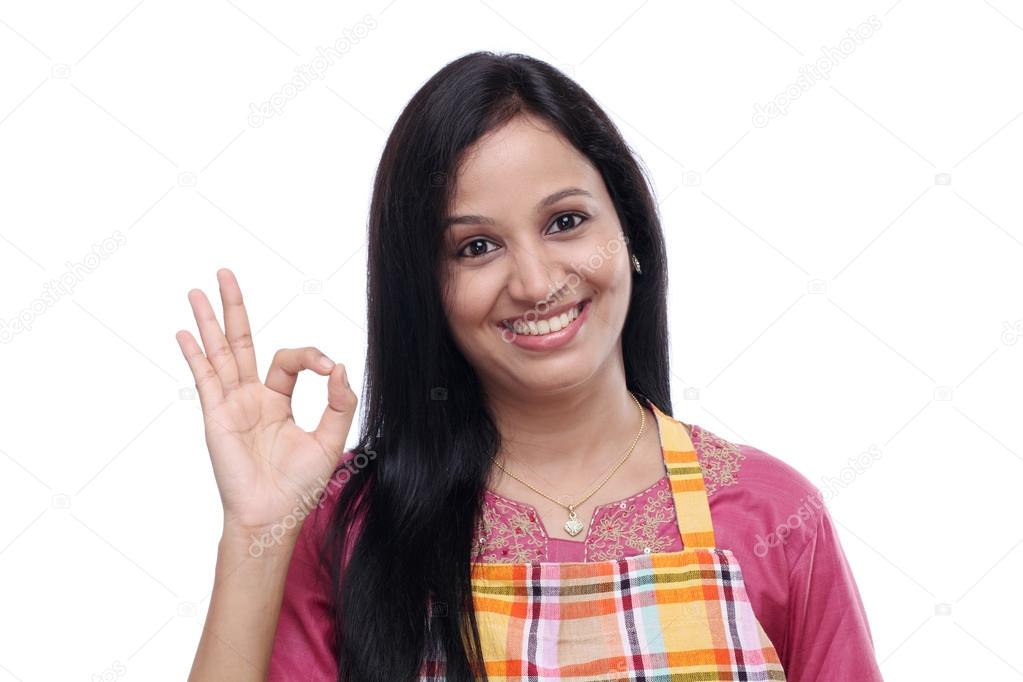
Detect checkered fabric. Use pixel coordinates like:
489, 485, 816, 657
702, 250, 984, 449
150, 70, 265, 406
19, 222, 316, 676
420, 399, 786, 681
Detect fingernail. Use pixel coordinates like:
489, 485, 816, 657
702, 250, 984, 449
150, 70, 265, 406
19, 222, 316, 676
320, 356, 335, 370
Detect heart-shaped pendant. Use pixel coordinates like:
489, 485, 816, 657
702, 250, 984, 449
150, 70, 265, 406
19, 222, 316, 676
564, 511, 584, 537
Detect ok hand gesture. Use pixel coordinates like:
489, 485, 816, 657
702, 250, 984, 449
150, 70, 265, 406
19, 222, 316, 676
175, 268, 357, 542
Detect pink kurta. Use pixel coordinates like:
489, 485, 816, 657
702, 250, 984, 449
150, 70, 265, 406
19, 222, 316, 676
269, 423, 883, 681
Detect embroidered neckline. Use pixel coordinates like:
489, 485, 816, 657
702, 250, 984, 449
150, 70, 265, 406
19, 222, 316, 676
480, 420, 697, 545
482, 473, 672, 546
472, 421, 748, 563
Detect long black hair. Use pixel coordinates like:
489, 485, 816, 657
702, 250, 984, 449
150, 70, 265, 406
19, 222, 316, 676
322, 50, 674, 681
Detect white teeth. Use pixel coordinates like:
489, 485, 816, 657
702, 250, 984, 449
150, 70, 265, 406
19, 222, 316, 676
505, 303, 583, 336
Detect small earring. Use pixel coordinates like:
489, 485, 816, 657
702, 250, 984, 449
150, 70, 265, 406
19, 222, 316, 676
631, 253, 642, 274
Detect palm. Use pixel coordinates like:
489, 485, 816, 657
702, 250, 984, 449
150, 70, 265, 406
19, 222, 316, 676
176, 268, 357, 541
202, 383, 328, 529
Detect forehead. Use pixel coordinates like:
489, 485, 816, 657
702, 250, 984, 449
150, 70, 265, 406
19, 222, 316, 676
450, 114, 600, 212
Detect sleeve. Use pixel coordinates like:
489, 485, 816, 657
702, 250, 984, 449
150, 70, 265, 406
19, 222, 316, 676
782, 503, 884, 681
268, 454, 357, 681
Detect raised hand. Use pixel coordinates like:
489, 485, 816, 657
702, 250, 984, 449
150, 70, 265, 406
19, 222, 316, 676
175, 268, 358, 544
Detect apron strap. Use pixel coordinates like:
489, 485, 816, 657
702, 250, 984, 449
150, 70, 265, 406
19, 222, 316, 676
646, 398, 717, 549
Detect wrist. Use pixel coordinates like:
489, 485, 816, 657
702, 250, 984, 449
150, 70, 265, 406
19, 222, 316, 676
220, 521, 299, 560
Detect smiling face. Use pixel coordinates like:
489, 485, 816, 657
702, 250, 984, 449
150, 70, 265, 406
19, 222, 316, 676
440, 112, 634, 396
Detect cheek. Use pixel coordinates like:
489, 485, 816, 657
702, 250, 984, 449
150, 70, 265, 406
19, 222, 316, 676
444, 272, 495, 330
572, 239, 628, 290
572, 223, 628, 270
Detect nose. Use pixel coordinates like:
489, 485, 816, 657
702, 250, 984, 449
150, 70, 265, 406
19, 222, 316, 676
506, 243, 565, 306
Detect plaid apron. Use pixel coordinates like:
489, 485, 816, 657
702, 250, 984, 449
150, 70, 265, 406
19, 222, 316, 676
421, 399, 786, 680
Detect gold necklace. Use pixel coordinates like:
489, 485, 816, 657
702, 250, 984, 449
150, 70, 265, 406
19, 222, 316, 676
490, 392, 646, 538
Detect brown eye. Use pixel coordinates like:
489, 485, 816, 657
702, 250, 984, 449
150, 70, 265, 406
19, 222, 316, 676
455, 213, 586, 260
547, 212, 586, 234
457, 238, 498, 259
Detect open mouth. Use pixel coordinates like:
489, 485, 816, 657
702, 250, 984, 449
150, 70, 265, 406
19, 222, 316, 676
499, 299, 590, 336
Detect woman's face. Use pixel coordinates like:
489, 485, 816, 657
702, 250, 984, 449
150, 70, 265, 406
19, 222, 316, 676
440, 113, 633, 396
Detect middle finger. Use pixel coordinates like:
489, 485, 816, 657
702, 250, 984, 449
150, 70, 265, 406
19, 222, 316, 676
218, 269, 259, 384
188, 288, 240, 390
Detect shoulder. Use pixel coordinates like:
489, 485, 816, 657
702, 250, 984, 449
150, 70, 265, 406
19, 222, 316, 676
689, 423, 827, 554
691, 424, 821, 510
269, 450, 366, 680
305, 449, 359, 521
292, 449, 369, 566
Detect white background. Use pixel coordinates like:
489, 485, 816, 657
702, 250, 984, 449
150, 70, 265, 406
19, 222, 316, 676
2, 1, 1022, 680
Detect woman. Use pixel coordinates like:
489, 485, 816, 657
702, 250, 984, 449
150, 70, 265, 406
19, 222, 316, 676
182, 52, 883, 681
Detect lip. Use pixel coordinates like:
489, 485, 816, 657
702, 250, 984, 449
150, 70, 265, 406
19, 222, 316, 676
498, 298, 590, 328
498, 299, 591, 351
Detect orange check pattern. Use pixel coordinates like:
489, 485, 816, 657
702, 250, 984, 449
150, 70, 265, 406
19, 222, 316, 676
420, 398, 786, 681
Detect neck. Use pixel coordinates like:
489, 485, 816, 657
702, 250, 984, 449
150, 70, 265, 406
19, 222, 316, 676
483, 370, 648, 497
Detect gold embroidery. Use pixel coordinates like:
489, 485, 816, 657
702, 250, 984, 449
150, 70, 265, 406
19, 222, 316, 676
586, 485, 676, 562
472, 423, 745, 563
473, 493, 547, 563
692, 425, 745, 497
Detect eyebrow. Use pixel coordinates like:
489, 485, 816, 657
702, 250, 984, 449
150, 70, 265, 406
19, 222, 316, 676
443, 187, 594, 229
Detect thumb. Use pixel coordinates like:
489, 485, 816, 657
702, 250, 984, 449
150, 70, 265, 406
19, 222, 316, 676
313, 363, 358, 460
